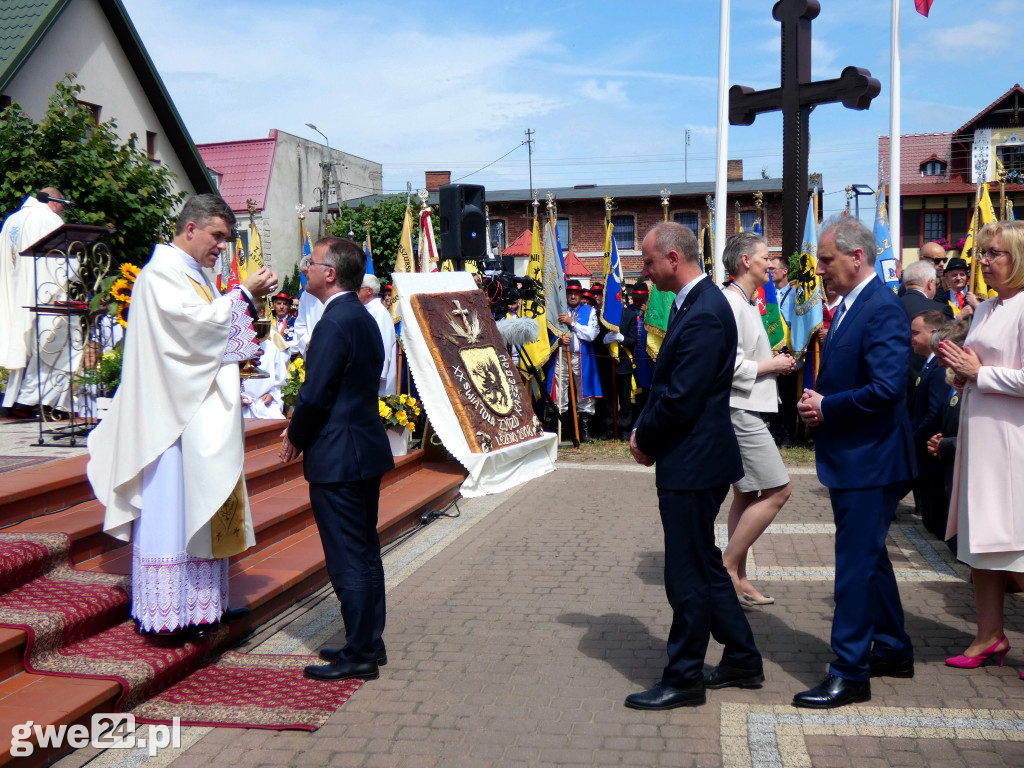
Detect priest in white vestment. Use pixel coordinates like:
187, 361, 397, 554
358, 274, 398, 396
87, 194, 278, 637
0, 189, 80, 415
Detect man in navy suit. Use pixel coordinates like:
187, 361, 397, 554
796, 216, 916, 708
279, 237, 395, 681
625, 222, 763, 711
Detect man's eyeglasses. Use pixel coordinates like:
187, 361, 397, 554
979, 248, 1011, 262
301, 258, 333, 270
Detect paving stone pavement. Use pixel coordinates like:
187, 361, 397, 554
53, 459, 1024, 767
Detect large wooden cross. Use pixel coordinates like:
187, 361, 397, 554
730, 0, 880, 260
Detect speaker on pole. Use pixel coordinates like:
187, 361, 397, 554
439, 183, 487, 267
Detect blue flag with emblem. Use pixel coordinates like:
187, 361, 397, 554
873, 186, 900, 293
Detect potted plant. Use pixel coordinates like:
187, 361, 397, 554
379, 393, 421, 456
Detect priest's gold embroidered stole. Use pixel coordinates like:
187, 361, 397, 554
187, 275, 249, 558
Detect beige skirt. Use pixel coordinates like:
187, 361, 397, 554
731, 408, 790, 493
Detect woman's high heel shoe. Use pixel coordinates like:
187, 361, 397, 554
945, 636, 1010, 668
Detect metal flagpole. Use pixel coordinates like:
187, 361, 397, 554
889, 0, 901, 266
713, 0, 731, 285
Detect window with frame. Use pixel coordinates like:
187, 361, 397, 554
75, 100, 101, 124
673, 212, 699, 237
556, 217, 570, 249
739, 210, 758, 232
922, 211, 948, 243
489, 219, 506, 254
611, 214, 635, 250
997, 144, 1024, 173
146, 131, 158, 162
921, 160, 946, 176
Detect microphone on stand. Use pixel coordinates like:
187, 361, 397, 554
36, 191, 81, 222
36, 191, 75, 207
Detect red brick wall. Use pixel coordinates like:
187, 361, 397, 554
425, 171, 451, 191
487, 192, 783, 259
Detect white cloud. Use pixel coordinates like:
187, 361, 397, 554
578, 79, 627, 104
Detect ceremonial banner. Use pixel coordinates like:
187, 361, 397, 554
790, 196, 823, 360
600, 222, 624, 360
363, 238, 374, 276
228, 239, 242, 290
542, 218, 568, 336
393, 271, 556, 497
300, 223, 312, 294
391, 205, 414, 322
645, 286, 674, 360
873, 187, 900, 293
418, 208, 439, 273
701, 225, 714, 280
519, 218, 551, 371
961, 183, 998, 298
756, 278, 789, 353
241, 219, 263, 283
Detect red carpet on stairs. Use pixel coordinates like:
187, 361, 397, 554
0, 532, 360, 729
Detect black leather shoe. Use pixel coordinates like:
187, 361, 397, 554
318, 647, 387, 666
869, 655, 914, 678
303, 659, 379, 681
221, 606, 251, 622
624, 682, 706, 710
792, 675, 870, 709
704, 664, 765, 689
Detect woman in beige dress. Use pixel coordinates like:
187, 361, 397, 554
938, 220, 1024, 671
720, 232, 796, 606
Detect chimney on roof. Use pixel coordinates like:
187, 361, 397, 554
727, 160, 743, 181
425, 171, 451, 191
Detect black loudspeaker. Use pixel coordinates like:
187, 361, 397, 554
439, 183, 487, 265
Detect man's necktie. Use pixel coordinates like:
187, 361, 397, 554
824, 299, 846, 347
957, 292, 965, 310
667, 301, 679, 330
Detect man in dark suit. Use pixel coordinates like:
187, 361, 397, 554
796, 216, 916, 708
909, 310, 950, 538
279, 237, 395, 681
918, 241, 950, 302
900, 259, 954, 398
625, 222, 763, 711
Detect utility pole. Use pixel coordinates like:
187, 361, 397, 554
684, 129, 691, 183
524, 128, 535, 195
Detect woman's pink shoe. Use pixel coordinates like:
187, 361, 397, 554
945, 636, 1010, 668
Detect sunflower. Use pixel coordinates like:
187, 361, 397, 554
110, 278, 132, 303
115, 302, 129, 328
119, 263, 141, 280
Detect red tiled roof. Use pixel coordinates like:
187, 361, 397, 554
563, 250, 591, 277
503, 229, 532, 256
196, 137, 277, 212
878, 133, 953, 187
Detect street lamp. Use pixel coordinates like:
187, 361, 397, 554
306, 123, 331, 237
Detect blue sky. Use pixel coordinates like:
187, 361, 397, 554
122, 0, 1021, 219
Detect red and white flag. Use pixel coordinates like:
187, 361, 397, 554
915, 0, 934, 16
418, 208, 439, 272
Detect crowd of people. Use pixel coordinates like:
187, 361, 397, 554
3, 189, 1022, 707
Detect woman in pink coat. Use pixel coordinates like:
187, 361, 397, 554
938, 220, 1024, 672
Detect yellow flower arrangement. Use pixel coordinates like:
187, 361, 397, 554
281, 357, 305, 408
92, 261, 141, 328
379, 393, 421, 433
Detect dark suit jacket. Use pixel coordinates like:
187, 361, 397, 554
287, 292, 394, 483
910, 356, 947, 480
816, 277, 915, 489
900, 289, 954, 322
900, 290, 954, 396
633, 278, 742, 491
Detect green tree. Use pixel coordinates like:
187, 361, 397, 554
328, 194, 440, 278
281, 262, 302, 297
0, 76, 185, 267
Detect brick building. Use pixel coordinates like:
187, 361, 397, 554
423, 162, 788, 284
879, 83, 1024, 262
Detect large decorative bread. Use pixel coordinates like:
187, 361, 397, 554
410, 290, 543, 453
